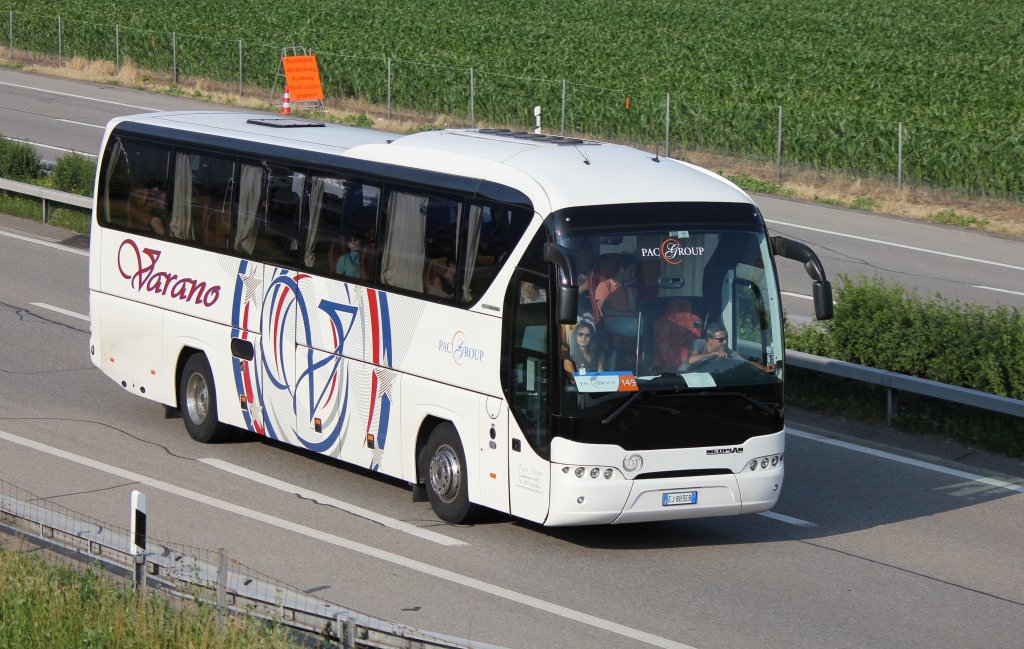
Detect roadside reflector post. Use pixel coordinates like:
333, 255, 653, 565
130, 490, 147, 590
534, 105, 542, 134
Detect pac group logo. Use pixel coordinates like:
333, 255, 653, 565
640, 238, 706, 265
438, 331, 485, 365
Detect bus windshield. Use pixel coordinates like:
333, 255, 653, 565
549, 202, 784, 450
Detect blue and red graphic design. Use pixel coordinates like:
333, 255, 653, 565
229, 262, 394, 469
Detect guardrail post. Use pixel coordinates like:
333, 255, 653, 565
887, 388, 898, 426
217, 548, 228, 623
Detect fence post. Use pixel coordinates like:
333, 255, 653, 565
776, 106, 783, 180
664, 92, 671, 157
57, 15, 62, 67
560, 79, 566, 135
217, 548, 228, 623
897, 122, 903, 190
8, 10, 12, 58
469, 66, 474, 126
115, 24, 119, 71
171, 31, 177, 85
238, 40, 243, 95
386, 57, 391, 118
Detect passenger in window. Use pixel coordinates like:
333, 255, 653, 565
569, 321, 605, 373
129, 186, 166, 235
653, 299, 702, 371
594, 254, 639, 339
335, 234, 364, 278
425, 258, 456, 298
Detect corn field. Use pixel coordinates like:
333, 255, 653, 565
6, 1, 1024, 198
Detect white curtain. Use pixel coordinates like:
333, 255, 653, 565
169, 152, 193, 240
304, 176, 326, 267
234, 164, 265, 254
381, 192, 427, 292
462, 204, 484, 301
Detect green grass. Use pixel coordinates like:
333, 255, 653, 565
0, 547, 300, 648
9, 1, 1024, 198
926, 208, 990, 229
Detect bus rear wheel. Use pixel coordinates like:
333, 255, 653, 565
179, 354, 228, 444
420, 423, 478, 524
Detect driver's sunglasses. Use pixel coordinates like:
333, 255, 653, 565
712, 337, 728, 343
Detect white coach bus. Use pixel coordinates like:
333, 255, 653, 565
89, 111, 833, 525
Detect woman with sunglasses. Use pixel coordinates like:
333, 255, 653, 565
568, 321, 606, 373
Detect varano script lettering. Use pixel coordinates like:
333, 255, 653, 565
117, 239, 221, 307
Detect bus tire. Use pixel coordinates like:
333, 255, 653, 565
179, 353, 227, 444
420, 422, 478, 524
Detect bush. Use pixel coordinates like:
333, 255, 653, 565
52, 153, 97, 196
0, 136, 43, 181
786, 274, 1024, 456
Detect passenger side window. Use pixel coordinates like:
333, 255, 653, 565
101, 137, 171, 236
302, 175, 380, 281
461, 204, 532, 303
381, 189, 462, 298
234, 163, 304, 266
169, 150, 236, 252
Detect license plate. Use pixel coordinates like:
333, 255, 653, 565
662, 490, 698, 506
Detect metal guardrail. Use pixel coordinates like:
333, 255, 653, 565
0, 177, 93, 223
0, 480, 489, 649
787, 349, 1024, 424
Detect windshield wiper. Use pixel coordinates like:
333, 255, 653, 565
600, 385, 779, 425
698, 391, 781, 417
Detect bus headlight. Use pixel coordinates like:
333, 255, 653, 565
575, 467, 586, 478
746, 454, 783, 472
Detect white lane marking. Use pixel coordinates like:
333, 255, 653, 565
0, 429, 697, 649
758, 511, 817, 527
199, 457, 465, 547
56, 118, 105, 129
789, 428, 1024, 494
5, 137, 98, 157
0, 80, 160, 111
974, 285, 1024, 297
766, 219, 1024, 273
0, 228, 90, 257
30, 302, 89, 322
781, 291, 812, 301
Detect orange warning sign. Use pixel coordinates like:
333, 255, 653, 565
281, 55, 324, 102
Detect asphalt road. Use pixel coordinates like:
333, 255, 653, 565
1, 69, 1023, 648
1, 217, 1023, 649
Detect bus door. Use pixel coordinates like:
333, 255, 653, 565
506, 274, 552, 523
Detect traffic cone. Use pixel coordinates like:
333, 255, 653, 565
281, 86, 291, 115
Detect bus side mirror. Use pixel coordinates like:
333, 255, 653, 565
771, 235, 834, 321
544, 242, 579, 324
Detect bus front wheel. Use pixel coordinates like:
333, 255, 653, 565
420, 423, 478, 524
179, 354, 227, 444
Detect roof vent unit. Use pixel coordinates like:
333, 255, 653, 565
246, 117, 326, 128
475, 128, 597, 146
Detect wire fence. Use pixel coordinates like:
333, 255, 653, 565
0, 478, 482, 649
5, 10, 1023, 200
